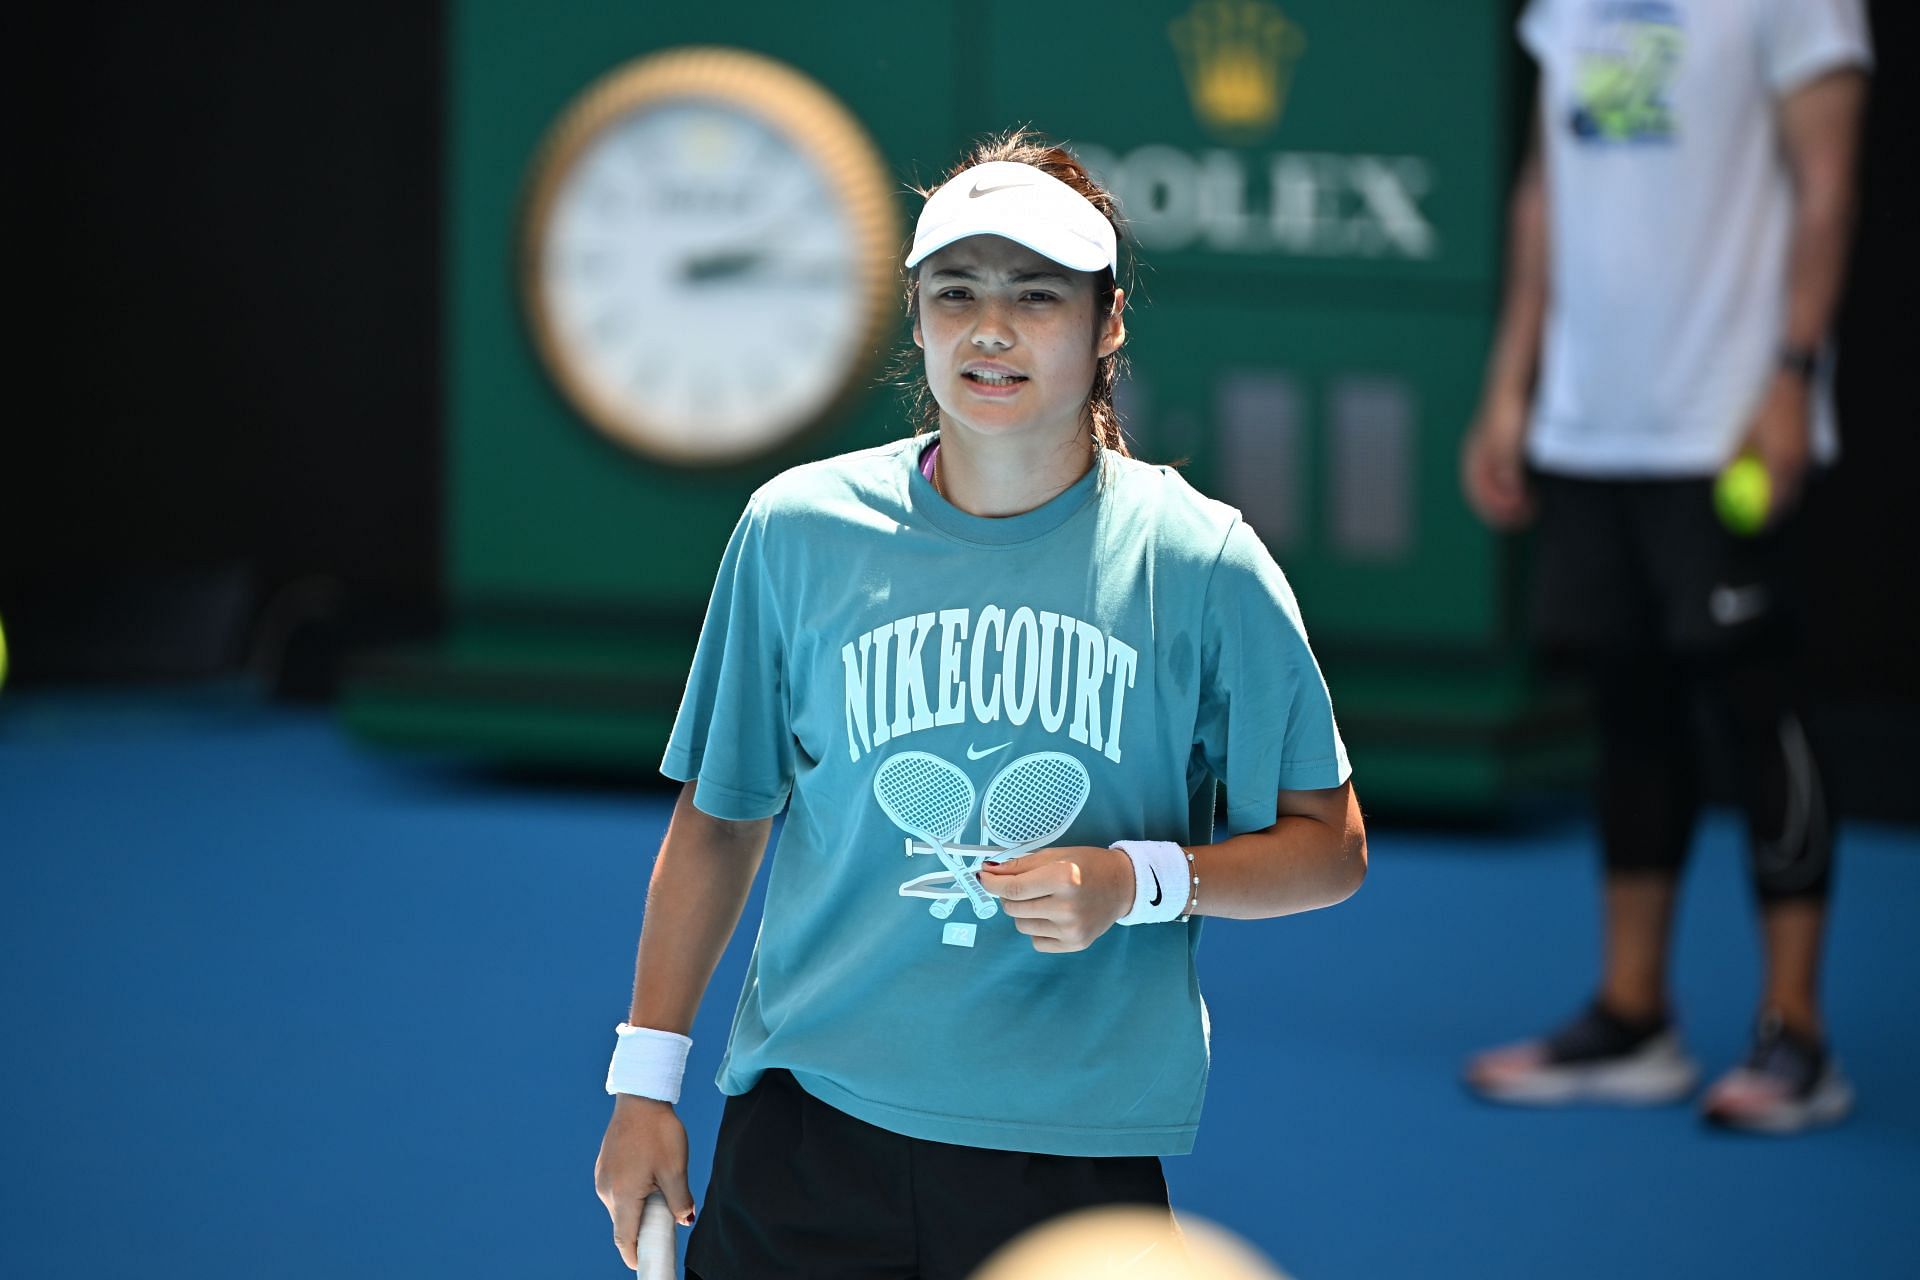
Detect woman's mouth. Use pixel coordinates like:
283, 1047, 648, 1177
963, 370, 1026, 387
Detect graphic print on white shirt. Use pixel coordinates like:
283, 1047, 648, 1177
1568, 2, 1684, 144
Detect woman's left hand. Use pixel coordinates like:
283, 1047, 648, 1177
978, 847, 1134, 953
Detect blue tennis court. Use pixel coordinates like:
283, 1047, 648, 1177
3, 685, 1915, 1278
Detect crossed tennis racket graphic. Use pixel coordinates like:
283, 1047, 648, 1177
872, 749, 1092, 922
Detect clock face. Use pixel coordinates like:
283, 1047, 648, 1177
523, 51, 899, 466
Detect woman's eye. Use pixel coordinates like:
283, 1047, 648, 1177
1022, 292, 1059, 304
937, 288, 971, 301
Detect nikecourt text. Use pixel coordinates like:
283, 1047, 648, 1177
841, 607, 1139, 764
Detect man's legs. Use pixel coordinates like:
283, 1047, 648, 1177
1695, 649, 1835, 1034
1591, 652, 1698, 1024
1599, 872, 1683, 1023
1761, 900, 1827, 1039
1689, 647, 1850, 1130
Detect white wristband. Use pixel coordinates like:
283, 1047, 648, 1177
605, 1023, 693, 1103
1112, 840, 1195, 925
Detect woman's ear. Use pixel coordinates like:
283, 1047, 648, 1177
911, 314, 923, 350
1096, 287, 1127, 358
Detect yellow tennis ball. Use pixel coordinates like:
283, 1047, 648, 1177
1714, 455, 1771, 537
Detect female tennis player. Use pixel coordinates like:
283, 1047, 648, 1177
595, 130, 1367, 1278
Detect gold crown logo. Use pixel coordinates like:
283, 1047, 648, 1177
1169, 0, 1306, 140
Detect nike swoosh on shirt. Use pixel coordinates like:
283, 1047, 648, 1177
966, 742, 1011, 761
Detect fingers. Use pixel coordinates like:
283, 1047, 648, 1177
1462, 424, 1537, 530
985, 850, 1123, 953
608, 1191, 643, 1273
1464, 456, 1503, 523
1761, 453, 1808, 521
657, 1164, 698, 1227
976, 865, 1026, 900
1016, 920, 1098, 951
979, 858, 1075, 902
1008, 896, 1110, 951
1014, 918, 1086, 953
1011, 914, 1066, 946
605, 1175, 693, 1275
1467, 459, 1532, 528
1460, 438, 1493, 510
984, 876, 1060, 906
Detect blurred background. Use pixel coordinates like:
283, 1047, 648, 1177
3, 2, 1915, 1277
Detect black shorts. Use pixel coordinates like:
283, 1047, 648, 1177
684, 1069, 1170, 1280
1528, 470, 1809, 659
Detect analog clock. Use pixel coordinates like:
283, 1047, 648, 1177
521, 48, 901, 465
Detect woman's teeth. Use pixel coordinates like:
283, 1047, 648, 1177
966, 371, 1023, 385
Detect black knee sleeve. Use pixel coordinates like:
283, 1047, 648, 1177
1589, 654, 1698, 878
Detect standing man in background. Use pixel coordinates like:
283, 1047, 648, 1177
1459, 0, 1871, 1132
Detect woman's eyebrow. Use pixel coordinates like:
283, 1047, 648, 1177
928, 266, 1071, 285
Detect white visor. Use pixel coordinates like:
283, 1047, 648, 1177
904, 160, 1118, 275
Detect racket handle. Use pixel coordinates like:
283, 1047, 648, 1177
636, 1191, 676, 1278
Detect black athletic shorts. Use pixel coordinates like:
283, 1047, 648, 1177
684, 1068, 1171, 1280
1528, 470, 1811, 658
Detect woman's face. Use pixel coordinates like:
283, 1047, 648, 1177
912, 235, 1124, 447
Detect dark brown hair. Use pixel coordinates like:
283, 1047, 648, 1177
899, 129, 1133, 458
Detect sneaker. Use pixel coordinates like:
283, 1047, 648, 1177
1465, 1000, 1700, 1105
1701, 1011, 1853, 1134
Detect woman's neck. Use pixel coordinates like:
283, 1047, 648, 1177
932, 422, 1096, 518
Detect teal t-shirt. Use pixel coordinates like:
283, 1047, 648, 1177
662, 434, 1350, 1156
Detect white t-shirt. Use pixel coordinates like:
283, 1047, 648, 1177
1519, 0, 1872, 477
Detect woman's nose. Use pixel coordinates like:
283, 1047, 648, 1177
969, 299, 1014, 349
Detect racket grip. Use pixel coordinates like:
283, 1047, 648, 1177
636, 1191, 676, 1278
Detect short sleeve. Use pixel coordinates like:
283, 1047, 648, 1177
659, 497, 794, 820
1760, 0, 1872, 94
1516, 0, 1555, 62
1193, 522, 1352, 836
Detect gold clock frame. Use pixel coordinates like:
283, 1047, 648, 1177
520, 47, 903, 467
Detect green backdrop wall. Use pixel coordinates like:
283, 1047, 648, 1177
346, 0, 1581, 810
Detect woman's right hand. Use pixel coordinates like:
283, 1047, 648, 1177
1461, 392, 1536, 530
596, 1095, 696, 1271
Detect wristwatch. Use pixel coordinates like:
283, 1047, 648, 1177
1778, 344, 1820, 382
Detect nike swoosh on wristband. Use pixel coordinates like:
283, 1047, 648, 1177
1148, 867, 1163, 907
966, 742, 1011, 761
968, 180, 1032, 198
